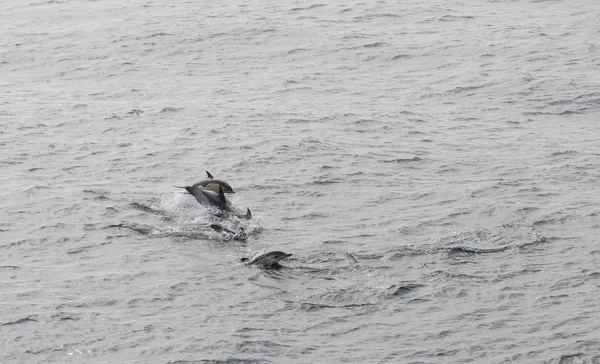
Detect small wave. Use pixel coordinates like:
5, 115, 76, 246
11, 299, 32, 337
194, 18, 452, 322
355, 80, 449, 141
283, 300, 376, 311
128, 202, 158, 213
290, 4, 325, 11
386, 283, 424, 297
2, 315, 38, 326
363, 42, 386, 48
282, 48, 307, 55
322, 239, 351, 245
549, 150, 578, 157
380, 156, 422, 163
159, 107, 181, 113
145, 32, 171, 38
170, 359, 268, 364
312, 178, 343, 184
390, 54, 411, 60
533, 213, 573, 226
447, 245, 511, 256
439, 15, 475, 21
354, 13, 401, 20
109, 222, 216, 240
448, 83, 493, 94
549, 353, 600, 364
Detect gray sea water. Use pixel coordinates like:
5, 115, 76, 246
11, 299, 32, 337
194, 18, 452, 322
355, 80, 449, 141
2, 0, 600, 363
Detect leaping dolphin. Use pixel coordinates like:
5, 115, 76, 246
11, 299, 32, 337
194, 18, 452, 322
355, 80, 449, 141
241, 251, 292, 268
178, 184, 251, 219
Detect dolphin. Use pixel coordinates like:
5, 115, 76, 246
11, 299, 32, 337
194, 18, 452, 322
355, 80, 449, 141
184, 184, 230, 211
192, 171, 235, 194
210, 224, 248, 241
179, 184, 252, 219
241, 251, 292, 268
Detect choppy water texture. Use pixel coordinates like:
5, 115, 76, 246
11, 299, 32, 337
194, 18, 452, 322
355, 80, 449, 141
2, 0, 600, 363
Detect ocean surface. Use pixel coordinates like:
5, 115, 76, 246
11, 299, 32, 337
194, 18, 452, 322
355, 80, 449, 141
2, 0, 600, 363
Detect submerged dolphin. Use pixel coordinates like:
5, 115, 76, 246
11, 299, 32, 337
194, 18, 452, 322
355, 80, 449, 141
179, 184, 252, 219
192, 171, 235, 194
210, 224, 248, 241
241, 251, 292, 268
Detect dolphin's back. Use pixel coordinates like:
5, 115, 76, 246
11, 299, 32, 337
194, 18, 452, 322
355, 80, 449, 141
191, 179, 234, 194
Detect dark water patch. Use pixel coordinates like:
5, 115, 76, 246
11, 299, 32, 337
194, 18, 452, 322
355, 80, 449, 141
0, 265, 20, 269
28, 167, 43, 172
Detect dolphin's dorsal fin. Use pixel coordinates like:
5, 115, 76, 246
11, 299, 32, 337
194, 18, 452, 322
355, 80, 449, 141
245, 208, 252, 220
206, 171, 214, 179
